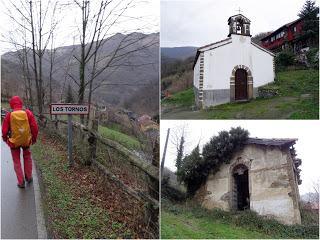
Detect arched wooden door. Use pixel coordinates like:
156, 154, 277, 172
235, 69, 248, 100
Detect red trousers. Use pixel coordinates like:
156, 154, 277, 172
10, 147, 32, 185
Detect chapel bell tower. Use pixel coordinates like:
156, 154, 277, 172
228, 14, 251, 37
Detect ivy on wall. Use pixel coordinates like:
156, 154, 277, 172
290, 147, 302, 185
177, 127, 249, 195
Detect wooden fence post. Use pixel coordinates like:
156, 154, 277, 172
146, 137, 159, 237
87, 119, 98, 166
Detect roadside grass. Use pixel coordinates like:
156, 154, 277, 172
31, 135, 133, 239
161, 200, 319, 239
161, 69, 319, 119
98, 125, 141, 150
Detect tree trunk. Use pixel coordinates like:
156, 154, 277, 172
30, 1, 41, 114
79, 0, 87, 124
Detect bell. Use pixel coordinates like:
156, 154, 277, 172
237, 25, 241, 31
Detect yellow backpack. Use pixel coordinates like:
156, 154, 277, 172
9, 110, 32, 148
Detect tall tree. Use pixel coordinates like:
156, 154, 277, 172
298, 0, 319, 46
170, 123, 189, 172
176, 135, 185, 171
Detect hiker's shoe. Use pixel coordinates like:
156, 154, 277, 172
25, 177, 33, 184
17, 181, 25, 188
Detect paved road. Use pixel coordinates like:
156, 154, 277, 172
1, 141, 38, 239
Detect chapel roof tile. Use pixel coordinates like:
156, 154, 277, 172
246, 138, 297, 147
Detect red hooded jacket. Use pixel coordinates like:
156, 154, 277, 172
2, 96, 39, 148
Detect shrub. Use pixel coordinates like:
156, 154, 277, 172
306, 48, 319, 69
275, 51, 295, 70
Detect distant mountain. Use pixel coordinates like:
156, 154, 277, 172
161, 46, 197, 60
1, 32, 159, 116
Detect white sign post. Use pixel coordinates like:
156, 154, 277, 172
50, 104, 89, 167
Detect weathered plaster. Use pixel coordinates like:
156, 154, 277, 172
196, 144, 301, 225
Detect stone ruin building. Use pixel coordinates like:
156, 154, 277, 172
195, 138, 301, 225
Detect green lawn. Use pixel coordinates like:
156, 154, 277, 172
161, 69, 319, 119
31, 135, 132, 239
162, 211, 270, 239
161, 200, 319, 239
162, 88, 194, 107
98, 125, 141, 150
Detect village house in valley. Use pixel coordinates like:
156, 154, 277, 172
193, 14, 275, 108
195, 138, 301, 225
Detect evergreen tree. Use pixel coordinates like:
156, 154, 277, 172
298, 0, 319, 45
177, 145, 204, 194
65, 84, 75, 103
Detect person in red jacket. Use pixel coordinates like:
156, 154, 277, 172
2, 96, 39, 188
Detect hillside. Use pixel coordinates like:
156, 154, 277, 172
1, 32, 159, 116
160, 46, 197, 96
161, 58, 194, 95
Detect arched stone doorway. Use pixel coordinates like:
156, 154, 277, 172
230, 65, 253, 102
231, 164, 250, 210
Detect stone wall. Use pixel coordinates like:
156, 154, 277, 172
196, 144, 301, 225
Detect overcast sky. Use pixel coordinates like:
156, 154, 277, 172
160, 120, 320, 195
161, 0, 320, 47
0, 0, 159, 54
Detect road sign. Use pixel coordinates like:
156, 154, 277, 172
50, 103, 89, 167
50, 103, 89, 115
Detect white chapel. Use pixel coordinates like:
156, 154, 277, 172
193, 14, 275, 108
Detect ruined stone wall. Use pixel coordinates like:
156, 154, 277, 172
196, 144, 301, 225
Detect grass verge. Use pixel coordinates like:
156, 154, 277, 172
161, 199, 319, 239
31, 134, 138, 238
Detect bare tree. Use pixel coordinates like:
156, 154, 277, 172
67, 0, 157, 125
311, 178, 320, 203
170, 123, 190, 172
3, 0, 59, 114
3, 27, 34, 108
